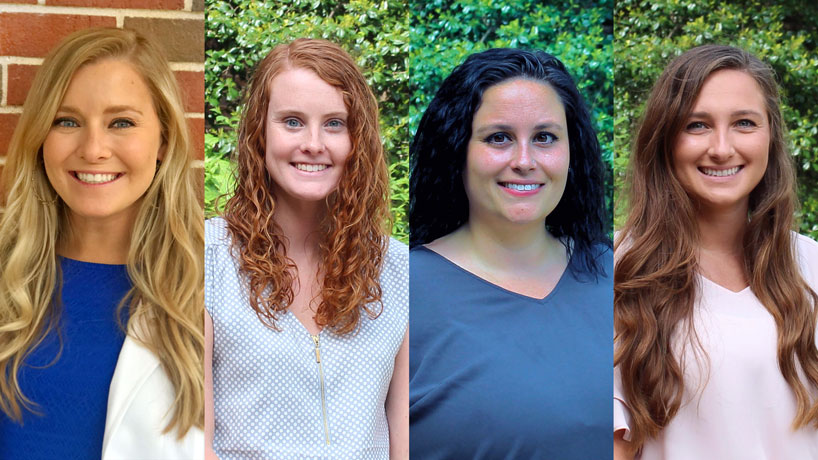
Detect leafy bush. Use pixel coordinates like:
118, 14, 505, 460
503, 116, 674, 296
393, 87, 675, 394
205, 0, 411, 241
410, 0, 614, 233
614, 0, 818, 237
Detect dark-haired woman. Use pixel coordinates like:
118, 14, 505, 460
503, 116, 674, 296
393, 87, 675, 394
409, 48, 612, 458
614, 45, 818, 460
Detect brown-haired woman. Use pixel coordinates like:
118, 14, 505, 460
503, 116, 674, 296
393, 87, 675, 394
204, 38, 408, 459
614, 45, 818, 459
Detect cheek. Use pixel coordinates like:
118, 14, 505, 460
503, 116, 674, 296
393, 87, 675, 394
42, 133, 68, 168
329, 133, 352, 165
540, 145, 570, 179
468, 149, 507, 178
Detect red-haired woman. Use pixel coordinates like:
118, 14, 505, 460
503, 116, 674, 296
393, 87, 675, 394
615, 45, 818, 459
204, 39, 408, 459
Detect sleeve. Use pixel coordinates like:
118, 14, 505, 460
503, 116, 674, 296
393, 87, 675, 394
614, 366, 634, 441
204, 242, 216, 318
204, 217, 229, 319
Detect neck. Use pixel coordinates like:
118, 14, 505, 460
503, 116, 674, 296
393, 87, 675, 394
696, 201, 748, 255
272, 193, 326, 260
59, 210, 136, 264
453, 216, 562, 272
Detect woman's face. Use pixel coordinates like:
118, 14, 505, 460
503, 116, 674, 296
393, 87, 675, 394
42, 58, 164, 223
672, 69, 770, 214
264, 67, 351, 205
464, 78, 569, 227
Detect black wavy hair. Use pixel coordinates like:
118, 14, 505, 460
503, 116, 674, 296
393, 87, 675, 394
409, 47, 609, 278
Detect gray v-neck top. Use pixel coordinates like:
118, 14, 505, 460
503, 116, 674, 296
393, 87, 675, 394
409, 244, 613, 459
205, 217, 408, 460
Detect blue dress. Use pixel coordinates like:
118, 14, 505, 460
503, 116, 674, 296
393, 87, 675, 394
205, 217, 409, 460
0, 257, 130, 459
409, 245, 613, 459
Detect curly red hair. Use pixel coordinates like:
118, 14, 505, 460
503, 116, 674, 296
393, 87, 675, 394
224, 38, 390, 334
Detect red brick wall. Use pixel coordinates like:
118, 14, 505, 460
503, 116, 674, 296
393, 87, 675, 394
0, 0, 204, 195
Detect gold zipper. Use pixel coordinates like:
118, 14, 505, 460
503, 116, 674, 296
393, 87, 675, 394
311, 334, 331, 445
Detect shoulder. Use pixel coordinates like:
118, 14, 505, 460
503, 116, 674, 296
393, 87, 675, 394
205, 217, 231, 249
384, 237, 409, 269
794, 231, 818, 257
103, 337, 203, 459
568, 239, 613, 283
381, 237, 409, 290
793, 232, 818, 286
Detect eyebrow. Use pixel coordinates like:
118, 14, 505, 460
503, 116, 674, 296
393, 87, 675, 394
271, 109, 348, 119
474, 122, 564, 133
56, 105, 144, 116
688, 109, 764, 119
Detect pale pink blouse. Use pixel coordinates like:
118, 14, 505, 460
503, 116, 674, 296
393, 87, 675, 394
615, 233, 818, 459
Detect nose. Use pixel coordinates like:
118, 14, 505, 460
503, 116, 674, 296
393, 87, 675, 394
300, 126, 325, 155
79, 126, 111, 162
708, 127, 735, 162
509, 142, 536, 172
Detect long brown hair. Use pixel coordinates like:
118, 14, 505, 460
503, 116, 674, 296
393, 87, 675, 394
615, 44, 818, 447
223, 38, 390, 334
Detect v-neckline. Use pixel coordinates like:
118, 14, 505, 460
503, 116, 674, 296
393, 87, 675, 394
699, 273, 751, 295
415, 245, 572, 302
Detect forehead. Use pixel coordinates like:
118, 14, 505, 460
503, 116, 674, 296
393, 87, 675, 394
474, 78, 566, 124
61, 58, 156, 111
691, 69, 766, 114
267, 67, 347, 113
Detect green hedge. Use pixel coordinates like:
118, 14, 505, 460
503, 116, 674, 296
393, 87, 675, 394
205, 0, 411, 241
614, 0, 818, 237
410, 0, 614, 232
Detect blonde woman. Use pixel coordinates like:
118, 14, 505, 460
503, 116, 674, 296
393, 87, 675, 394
0, 28, 203, 458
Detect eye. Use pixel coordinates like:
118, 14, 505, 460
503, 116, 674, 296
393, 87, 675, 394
484, 133, 512, 145
325, 119, 345, 130
53, 117, 79, 128
533, 132, 557, 145
111, 118, 135, 129
685, 121, 707, 131
284, 118, 303, 128
736, 119, 757, 128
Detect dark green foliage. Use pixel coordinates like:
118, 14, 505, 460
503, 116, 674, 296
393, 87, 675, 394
205, 0, 410, 241
614, 0, 818, 236
410, 0, 614, 232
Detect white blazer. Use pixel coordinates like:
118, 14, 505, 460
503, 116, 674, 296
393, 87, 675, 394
101, 335, 203, 459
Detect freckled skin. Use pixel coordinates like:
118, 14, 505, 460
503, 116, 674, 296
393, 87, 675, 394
264, 68, 351, 205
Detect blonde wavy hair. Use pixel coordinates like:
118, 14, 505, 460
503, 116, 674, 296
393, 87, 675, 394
224, 38, 390, 334
0, 28, 203, 437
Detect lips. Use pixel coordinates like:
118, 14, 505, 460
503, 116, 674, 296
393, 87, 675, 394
293, 163, 329, 172
699, 166, 742, 177
73, 171, 123, 184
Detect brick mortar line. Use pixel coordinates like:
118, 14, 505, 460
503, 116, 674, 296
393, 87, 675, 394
191, 159, 203, 168
0, 106, 23, 113
186, 112, 204, 118
170, 62, 205, 72
0, 57, 43, 65
0, 4, 203, 19
0, 156, 5, 165
1, 64, 7, 106
184, 0, 192, 11
0, 58, 203, 68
